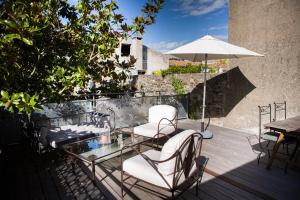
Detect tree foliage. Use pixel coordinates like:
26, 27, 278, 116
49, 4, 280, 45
0, 0, 164, 114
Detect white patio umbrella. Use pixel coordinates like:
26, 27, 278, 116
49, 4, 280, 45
165, 35, 263, 137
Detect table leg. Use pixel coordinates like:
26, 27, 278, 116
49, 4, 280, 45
284, 140, 300, 172
67, 155, 76, 174
92, 160, 95, 181
266, 132, 285, 170
290, 139, 300, 160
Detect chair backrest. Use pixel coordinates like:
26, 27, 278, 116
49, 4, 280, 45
274, 101, 286, 121
148, 105, 177, 125
158, 130, 203, 188
258, 104, 272, 137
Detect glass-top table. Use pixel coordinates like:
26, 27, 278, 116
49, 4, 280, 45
61, 129, 150, 181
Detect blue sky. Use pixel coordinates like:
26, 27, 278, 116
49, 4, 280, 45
117, 0, 228, 52
69, 0, 228, 52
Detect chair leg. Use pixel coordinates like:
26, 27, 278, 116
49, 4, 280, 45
121, 169, 124, 199
257, 152, 262, 165
267, 149, 271, 158
285, 141, 300, 174
284, 162, 288, 174
196, 181, 199, 197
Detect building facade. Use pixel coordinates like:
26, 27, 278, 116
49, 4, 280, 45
224, 0, 300, 132
116, 36, 169, 75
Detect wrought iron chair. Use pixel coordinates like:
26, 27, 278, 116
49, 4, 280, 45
133, 105, 178, 144
273, 101, 286, 121
273, 101, 298, 155
121, 130, 206, 199
257, 104, 279, 164
274, 101, 299, 172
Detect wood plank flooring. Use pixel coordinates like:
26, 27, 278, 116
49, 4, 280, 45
90, 119, 300, 200
1, 119, 299, 200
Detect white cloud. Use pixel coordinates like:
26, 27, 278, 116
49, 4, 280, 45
147, 41, 187, 52
208, 24, 228, 31
173, 0, 227, 16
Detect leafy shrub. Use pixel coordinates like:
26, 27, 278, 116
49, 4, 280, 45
170, 76, 185, 95
0, 91, 41, 114
152, 64, 220, 76
161, 64, 203, 76
209, 67, 219, 74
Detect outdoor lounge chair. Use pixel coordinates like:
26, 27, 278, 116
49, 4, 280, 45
121, 129, 207, 199
133, 105, 178, 140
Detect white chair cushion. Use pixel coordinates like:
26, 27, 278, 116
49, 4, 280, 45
133, 123, 175, 138
148, 105, 177, 125
158, 129, 196, 175
123, 150, 183, 189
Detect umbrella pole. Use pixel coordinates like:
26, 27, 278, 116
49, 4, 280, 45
201, 54, 208, 132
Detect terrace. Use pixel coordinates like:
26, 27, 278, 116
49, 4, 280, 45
1, 1, 299, 200
1, 116, 299, 200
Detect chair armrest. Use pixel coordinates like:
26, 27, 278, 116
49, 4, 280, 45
157, 118, 177, 133
120, 146, 174, 189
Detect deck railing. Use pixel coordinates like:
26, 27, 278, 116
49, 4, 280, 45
32, 91, 190, 129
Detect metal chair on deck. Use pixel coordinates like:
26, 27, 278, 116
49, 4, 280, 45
273, 101, 298, 155
133, 105, 178, 145
257, 104, 279, 164
121, 130, 207, 199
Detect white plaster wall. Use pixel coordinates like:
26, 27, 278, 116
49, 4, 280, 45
115, 38, 169, 75
145, 47, 169, 74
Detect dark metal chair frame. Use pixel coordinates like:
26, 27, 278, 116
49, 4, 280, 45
150, 109, 179, 148
273, 101, 300, 172
121, 132, 206, 200
273, 101, 286, 121
258, 104, 279, 164
273, 101, 297, 155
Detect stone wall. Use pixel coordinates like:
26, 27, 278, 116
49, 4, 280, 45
133, 67, 259, 128
133, 73, 213, 95
226, 0, 300, 132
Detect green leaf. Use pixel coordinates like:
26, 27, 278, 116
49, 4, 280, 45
1, 90, 10, 100
29, 96, 37, 106
3, 33, 21, 42
21, 37, 33, 45
0, 20, 19, 30
8, 106, 14, 112
3, 34, 33, 45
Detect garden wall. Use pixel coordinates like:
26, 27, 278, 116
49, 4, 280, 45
133, 73, 213, 95
134, 67, 256, 127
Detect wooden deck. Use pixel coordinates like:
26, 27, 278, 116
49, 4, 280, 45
1, 119, 300, 200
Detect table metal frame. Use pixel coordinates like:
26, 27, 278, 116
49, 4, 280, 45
61, 130, 150, 181
264, 116, 300, 170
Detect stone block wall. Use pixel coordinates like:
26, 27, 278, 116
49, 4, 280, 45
133, 73, 214, 95
133, 67, 258, 128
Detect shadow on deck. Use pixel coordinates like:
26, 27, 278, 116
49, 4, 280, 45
1, 119, 299, 200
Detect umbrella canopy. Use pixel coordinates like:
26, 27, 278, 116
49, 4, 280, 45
165, 35, 263, 134
166, 35, 263, 61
